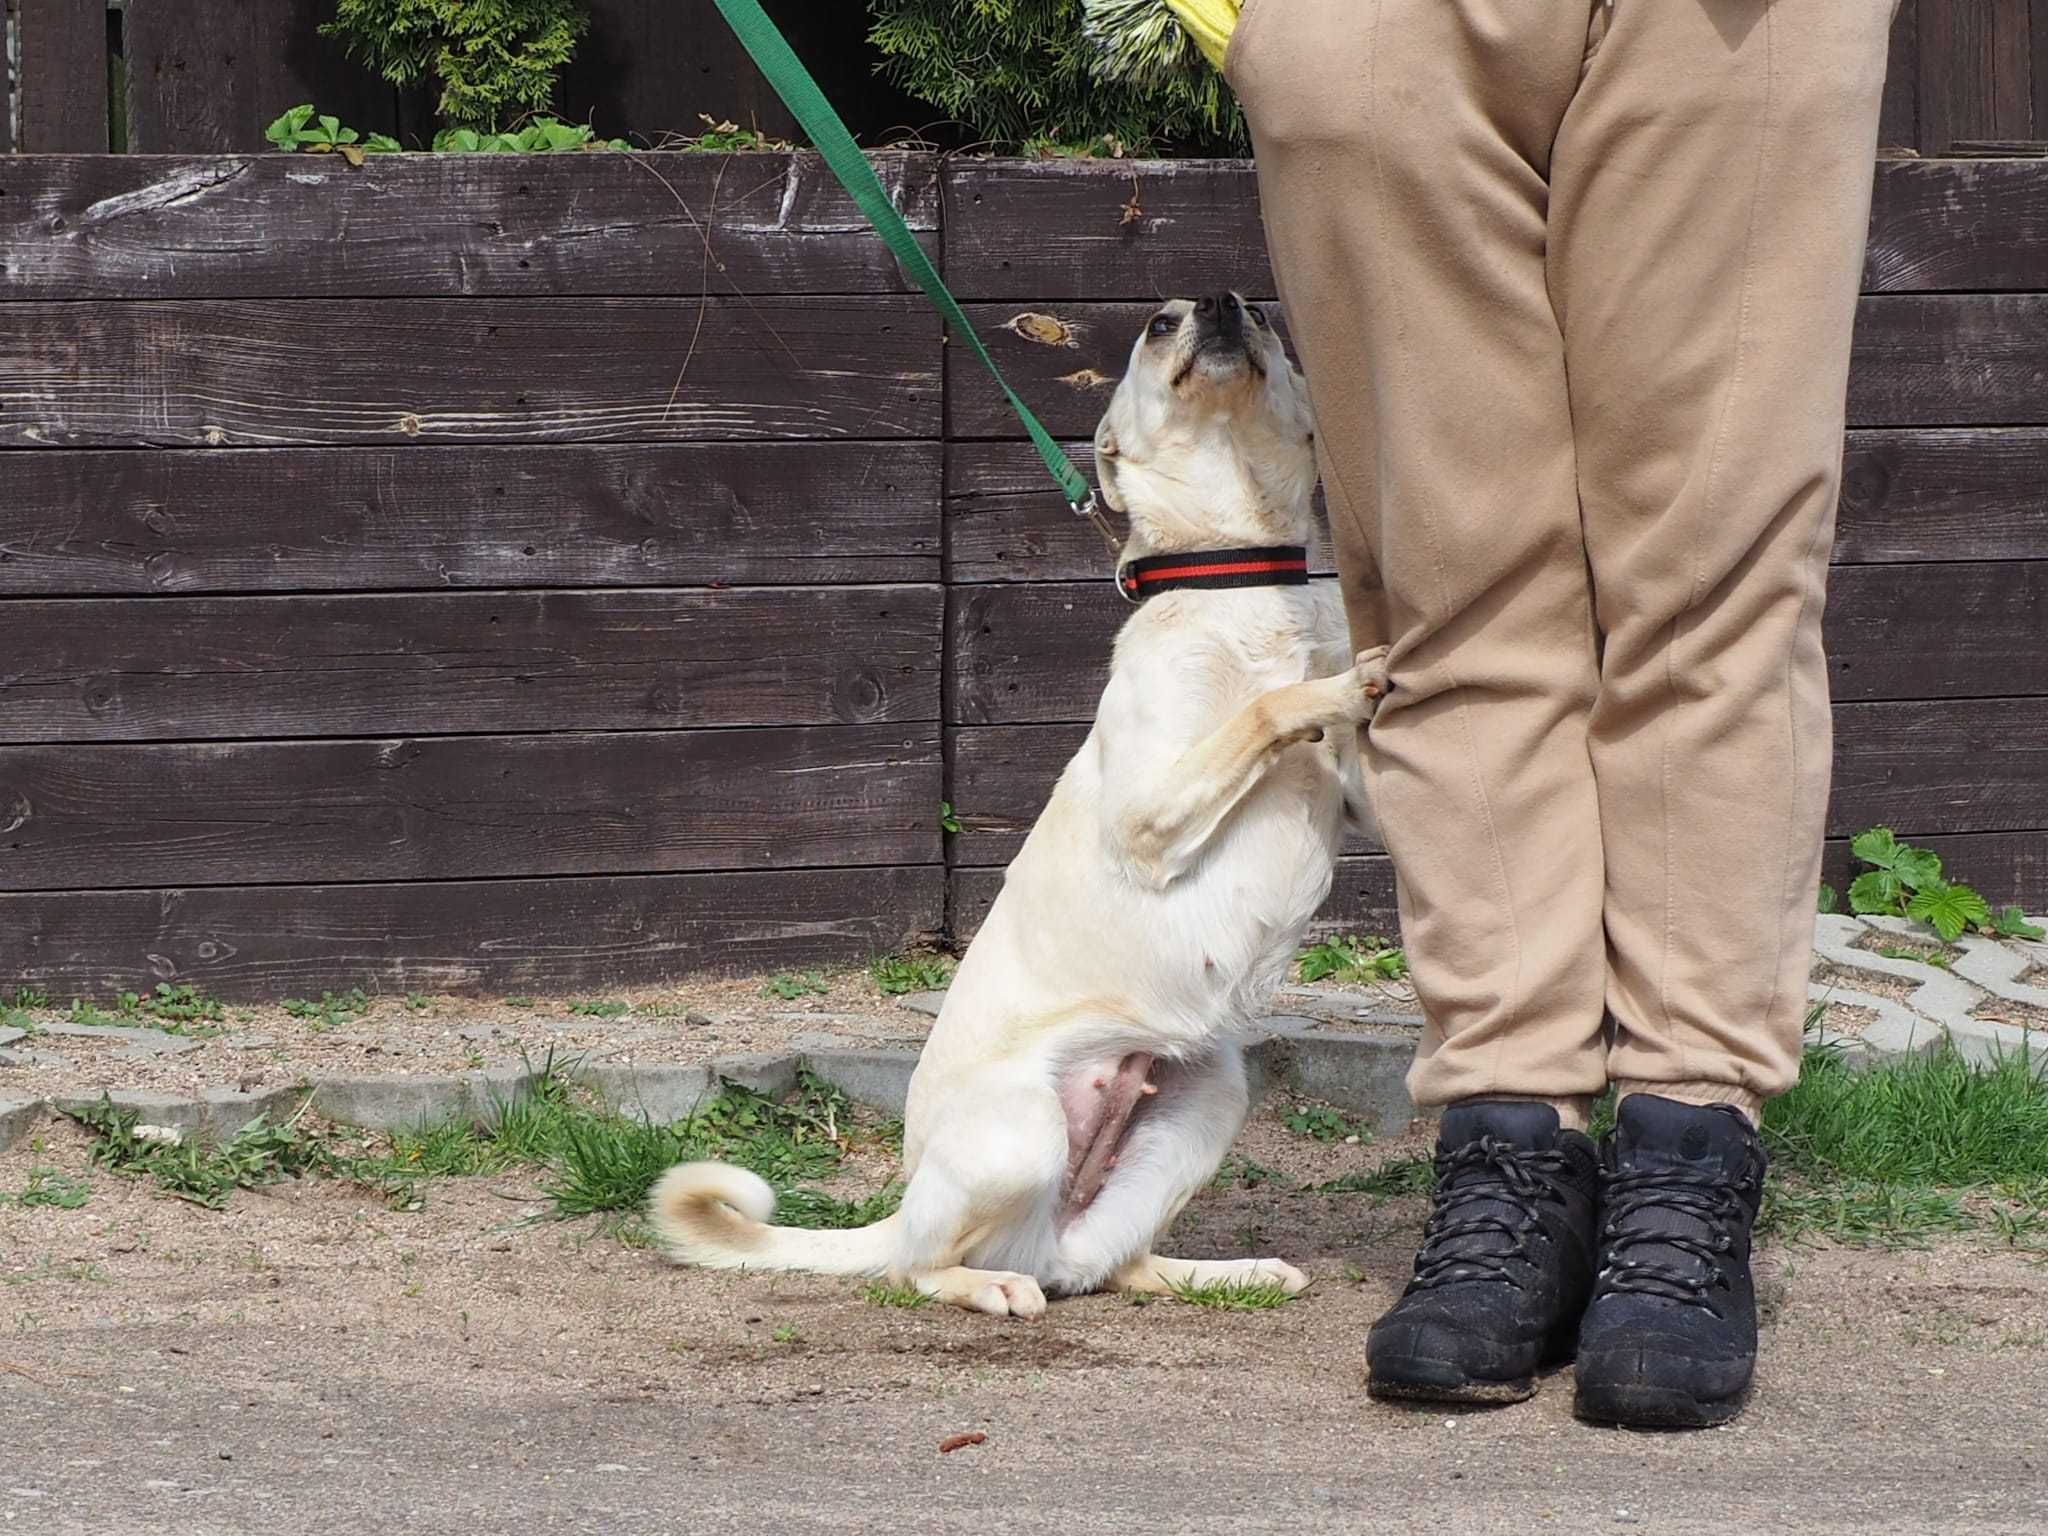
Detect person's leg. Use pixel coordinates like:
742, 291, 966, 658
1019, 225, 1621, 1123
1549, 0, 1893, 1119
1228, 0, 1614, 1405
1227, 0, 1610, 1127
1547, 0, 1893, 1427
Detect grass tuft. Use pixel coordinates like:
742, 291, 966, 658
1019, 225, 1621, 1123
868, 952, 956, 996
859, 1280, 931, 1309
1166, 1276, 1299, 1311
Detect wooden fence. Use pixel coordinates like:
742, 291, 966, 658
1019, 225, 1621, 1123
1, 152, 2044, 997
3, 1, 2047, 156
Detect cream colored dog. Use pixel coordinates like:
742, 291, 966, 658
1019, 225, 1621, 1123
650, 292, 1384, 1317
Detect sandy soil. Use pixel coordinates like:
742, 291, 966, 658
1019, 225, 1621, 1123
4, 1098, 2046, 1534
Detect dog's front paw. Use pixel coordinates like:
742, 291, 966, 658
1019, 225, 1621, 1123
1348, 647, 1391, 713
1246, 1259, 1312, 1296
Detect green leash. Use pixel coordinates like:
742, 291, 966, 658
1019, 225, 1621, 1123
709, 0, 1114, 546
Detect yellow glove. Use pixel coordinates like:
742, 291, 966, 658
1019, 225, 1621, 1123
1164, 0, 1239, 71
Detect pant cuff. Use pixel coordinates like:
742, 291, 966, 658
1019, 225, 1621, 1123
1613, 1079, 1763, 1125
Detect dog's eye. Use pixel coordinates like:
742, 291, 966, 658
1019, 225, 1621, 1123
1147, 313, 1177, 339
1246, 304, 1270, 329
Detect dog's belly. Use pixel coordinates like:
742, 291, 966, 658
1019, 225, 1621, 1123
1058, 1052, 1158, 1222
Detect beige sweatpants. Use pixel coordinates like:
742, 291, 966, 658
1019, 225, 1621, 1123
1226, 0, 1895, 1121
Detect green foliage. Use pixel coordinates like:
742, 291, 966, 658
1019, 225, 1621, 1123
762, 970, 830, 1001
1817, 883, 1839, 914
9, 1170, 91, 1210
1280, 1102, 1365, 1143
866, 0, 1246, 153
938, 801, 963, 835
869, 952, 955, 996
672, 115, 791, 153
69, 1097, 326, 1211
566, 999, 630, 1018
1844, 825, 2027, 942
133, 983, 226, 1028
859, 1280, 932, 1308
432, 118, 627, 152
1992, 906, 2046, 942
6, 986, 50, 1009
322, 0, 591, 133
1296, 934, 1407, 985
264, 103, 403, 158
283, 988, 373, 1031
1309, 1157, 1435, 1200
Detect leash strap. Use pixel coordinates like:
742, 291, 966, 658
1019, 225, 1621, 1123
1116, 545, 1310, 603
710, 0, 1101, 526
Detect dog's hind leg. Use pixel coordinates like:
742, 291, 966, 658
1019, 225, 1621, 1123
1047, 1048, 1282, 1296
913, 1266, 1048, 1319
888, 1067, 1068, 1319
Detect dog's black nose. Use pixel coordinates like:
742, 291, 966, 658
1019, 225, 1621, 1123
1195, 292, 1246, 341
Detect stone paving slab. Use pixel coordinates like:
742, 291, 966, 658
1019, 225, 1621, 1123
1813, 912, 2046, 1070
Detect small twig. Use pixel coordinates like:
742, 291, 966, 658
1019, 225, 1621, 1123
937, 1430, 987, 1454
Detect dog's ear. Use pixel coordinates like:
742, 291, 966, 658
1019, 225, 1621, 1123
1092, 417, 1129, 513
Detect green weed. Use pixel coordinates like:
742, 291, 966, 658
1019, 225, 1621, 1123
869, 953, 955, 996
9, 1170, 90, 1210
5, 986, 50, 1010
1843, 826, 2040, 941
68, 1096, 326, 1210
1296, 934, 1407, 985
859, 1280, 930, 1309
1310, 1158, 1435, 1200
1280, 1102, 1366, 1143
761, 971, 829, 1001
282, 989, 372, 1031
566, 999, 630, 1018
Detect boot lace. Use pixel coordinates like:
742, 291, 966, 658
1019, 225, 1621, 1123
1408, 1138, 1575, 1293
1596, 1166, 1755, 1313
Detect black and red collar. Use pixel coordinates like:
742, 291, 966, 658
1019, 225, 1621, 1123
1115, 545, 1311, 604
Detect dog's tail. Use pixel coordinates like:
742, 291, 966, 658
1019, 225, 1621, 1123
646, 1162, 899, 1276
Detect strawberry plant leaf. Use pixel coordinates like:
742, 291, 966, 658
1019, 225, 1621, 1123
1992, 906, 2045, 942
1848, 870, 1904, 917
1817, 884, 1838, 914
1850, 826, 1900, 870
1906, 880, 1990, 943
1892, 845, 1943, 891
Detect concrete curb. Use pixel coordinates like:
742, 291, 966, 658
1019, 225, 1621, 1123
12, 915, 2038, 1151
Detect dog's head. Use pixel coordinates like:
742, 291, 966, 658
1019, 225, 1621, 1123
1092, 292, 1317, 557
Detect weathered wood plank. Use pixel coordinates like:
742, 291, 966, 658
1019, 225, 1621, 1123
0, 443, 940, 595
0, 152, 939, 298
3, 865, 945, 998
16, 0, 108, 152
956, 834, 2048, 949
0, 297, 939, 448
950, 857, 1402, 945
949, 297, 2048, 438
1864, 158, 2048, 289
0, 725, 940, 889
947, 564, 2048, 725
1880, 0, 1919, 153
2, 585, 940, 742
940, 160, 2048, 300
1835, 428, 2048, 562
948, 429, 2048, 582
947, 700, 2048, 868
123, 0, 397, 154
1917, 0, 2036, 154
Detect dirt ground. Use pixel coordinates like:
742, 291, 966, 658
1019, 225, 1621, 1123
4, 1102, 2046, 1534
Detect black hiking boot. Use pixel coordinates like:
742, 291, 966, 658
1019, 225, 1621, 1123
1366, 1101, 1599, 1405
1573, 1094, 1768, 1429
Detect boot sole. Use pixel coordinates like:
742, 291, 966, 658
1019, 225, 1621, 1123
1366, 1356, 1537, 1406
1572, 1379, 1749, 1429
